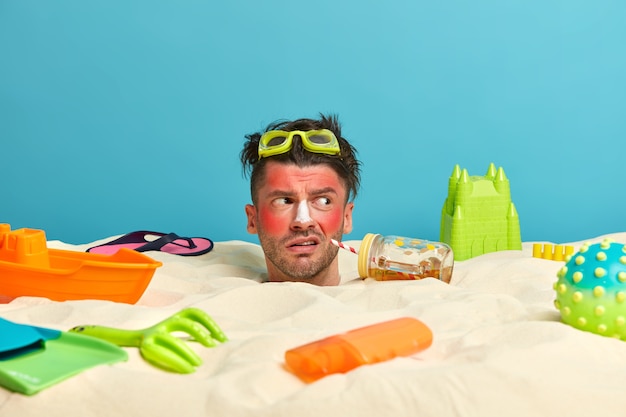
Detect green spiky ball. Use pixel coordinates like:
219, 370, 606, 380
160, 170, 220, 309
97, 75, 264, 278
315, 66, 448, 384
554, 239, 626, 340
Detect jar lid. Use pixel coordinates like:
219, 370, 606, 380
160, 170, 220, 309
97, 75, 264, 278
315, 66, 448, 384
357, 233, 379, 278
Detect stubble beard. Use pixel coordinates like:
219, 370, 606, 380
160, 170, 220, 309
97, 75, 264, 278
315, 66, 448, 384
259, 230, 342, 281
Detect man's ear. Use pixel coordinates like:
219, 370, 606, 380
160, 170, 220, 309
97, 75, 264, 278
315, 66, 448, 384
342, 202, 354, 234
245, 204, 258, 234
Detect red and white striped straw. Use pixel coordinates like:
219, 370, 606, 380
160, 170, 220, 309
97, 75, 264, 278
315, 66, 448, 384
331, 239, 358, 255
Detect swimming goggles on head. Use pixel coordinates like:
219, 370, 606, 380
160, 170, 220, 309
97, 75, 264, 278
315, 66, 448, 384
258, 129, 341, 159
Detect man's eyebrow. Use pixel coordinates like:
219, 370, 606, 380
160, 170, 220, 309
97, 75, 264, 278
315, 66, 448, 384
309, 187, 339, 196
265, 189, 295, 199
265, 187, 339, 199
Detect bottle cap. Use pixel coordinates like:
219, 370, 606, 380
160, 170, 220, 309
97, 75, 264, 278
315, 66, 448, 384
357, 233, 379, 278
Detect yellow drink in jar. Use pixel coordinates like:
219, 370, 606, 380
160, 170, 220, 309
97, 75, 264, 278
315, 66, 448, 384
359, 234, 454, 283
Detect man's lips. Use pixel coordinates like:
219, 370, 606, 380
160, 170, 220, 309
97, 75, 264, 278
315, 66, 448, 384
286, 236, 321, 251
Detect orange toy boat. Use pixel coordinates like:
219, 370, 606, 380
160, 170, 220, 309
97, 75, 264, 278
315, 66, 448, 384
0, 224, 162, 304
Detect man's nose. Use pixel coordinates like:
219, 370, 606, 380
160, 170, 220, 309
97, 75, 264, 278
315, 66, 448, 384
292, 201, 315, 228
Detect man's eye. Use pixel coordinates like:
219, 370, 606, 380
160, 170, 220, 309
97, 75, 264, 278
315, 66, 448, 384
315, 197, 331, 206
273, 197, 292, 206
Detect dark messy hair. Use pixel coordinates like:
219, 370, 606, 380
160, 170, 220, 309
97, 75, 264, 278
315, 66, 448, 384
240, 114, 361, 204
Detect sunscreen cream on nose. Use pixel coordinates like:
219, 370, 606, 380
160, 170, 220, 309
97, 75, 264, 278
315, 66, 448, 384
295, 201, 312, 223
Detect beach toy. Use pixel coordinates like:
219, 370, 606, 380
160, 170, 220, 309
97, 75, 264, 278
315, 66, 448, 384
0, 317, 127, 395
0, 224, 161, 304
554, 239, 626, 340
285, 317, 433, 382
69, 307, 228, 373
440, 163, 521, 260
532, 243, 575, 261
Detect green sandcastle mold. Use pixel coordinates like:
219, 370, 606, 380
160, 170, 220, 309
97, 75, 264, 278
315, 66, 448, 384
440, 163, 522, 261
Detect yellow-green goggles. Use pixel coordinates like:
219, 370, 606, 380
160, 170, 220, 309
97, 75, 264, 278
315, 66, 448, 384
258, 129, 341, 159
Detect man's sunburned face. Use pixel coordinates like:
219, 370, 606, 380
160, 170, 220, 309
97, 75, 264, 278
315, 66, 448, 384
245, 161, 353, 285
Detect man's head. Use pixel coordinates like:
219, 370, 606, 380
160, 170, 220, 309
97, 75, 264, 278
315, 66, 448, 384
240, 114, 361, 286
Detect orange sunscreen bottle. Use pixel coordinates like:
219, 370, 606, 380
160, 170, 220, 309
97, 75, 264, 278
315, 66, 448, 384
284, 317, 433, 382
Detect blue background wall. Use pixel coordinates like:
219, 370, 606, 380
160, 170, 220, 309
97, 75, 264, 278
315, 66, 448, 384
2, 1, 625, 245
